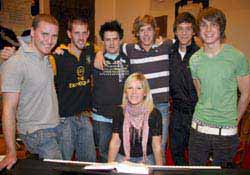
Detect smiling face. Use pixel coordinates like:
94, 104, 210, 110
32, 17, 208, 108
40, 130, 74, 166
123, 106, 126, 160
125, 80, 146, 106
31, 21, 58, 56
67, 23, 89, 51
199, 18, 221, 46
138, 24, 155, 51
103, 31, 121, 55
175, 22, 194, 48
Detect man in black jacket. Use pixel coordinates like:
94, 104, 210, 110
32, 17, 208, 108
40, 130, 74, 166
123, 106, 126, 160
169, 12, 199, 165
50, 16, 96, 162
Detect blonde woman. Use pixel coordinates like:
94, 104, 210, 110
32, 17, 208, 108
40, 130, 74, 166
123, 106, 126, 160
108, 73, 163, 165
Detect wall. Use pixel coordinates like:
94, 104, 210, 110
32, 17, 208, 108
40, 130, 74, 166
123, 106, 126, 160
210, 0, 250, 58
0, 0, 33, 35
39, 0, 50, 14
95, 0, 250, 57
95, 0, 116, 46
115, 0, 150, 43
0, 0, 49, 35
1, 0, 249, 57
95, 0, 176, 44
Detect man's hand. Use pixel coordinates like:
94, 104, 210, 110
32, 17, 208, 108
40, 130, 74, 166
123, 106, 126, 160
0, 152, 17, 170
94, 51, 105, 70
155, 36, 163, 45
0, 47, 16, 61
0, 92, 20, 171
53, 47, 64, 55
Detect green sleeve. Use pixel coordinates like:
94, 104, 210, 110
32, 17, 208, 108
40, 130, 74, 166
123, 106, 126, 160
189, 54, 199, 79
235, 53, 249, 76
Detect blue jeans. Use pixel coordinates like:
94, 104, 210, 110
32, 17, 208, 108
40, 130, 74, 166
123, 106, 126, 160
116, 153, 155, 165
93, 120, 113, 162
155, 102, 169, 163
189, 128, 239, 166
19, 126, 62, 159
58, 116, 96, 162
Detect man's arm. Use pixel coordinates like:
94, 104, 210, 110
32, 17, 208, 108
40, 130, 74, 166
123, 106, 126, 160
0, 92, 20, 170
152, 136, 163, 165
48, 55, 57, 75
93, 51, 105, 70
237, 75, 250, 125
108, 133, 121, 162
193, 78, 201, 97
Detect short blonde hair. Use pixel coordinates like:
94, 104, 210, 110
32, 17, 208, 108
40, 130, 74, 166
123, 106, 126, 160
32, 14, 58, 29
122, 72, 154, 113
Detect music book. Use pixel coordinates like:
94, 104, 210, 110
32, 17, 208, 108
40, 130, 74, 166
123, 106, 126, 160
84, 161, 149, 174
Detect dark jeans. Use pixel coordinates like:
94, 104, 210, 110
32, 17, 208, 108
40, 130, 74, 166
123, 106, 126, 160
170, 107, 194, 165
189, 128, 239, 166
93, 120, 113, 162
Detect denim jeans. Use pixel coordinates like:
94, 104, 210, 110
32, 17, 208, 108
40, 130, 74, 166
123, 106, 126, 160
57, 116, 96, 162
189, 128, 239, 166
116, 153, 155, 165
19, 126, 62, 159
155, 102, 169, 163
93, 120, 113, 162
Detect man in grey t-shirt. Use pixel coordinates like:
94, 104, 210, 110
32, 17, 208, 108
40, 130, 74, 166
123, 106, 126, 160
0, 14, 62, 170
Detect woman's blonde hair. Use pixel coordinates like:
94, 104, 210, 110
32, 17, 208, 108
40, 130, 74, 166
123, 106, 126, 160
122, 72, 154, 113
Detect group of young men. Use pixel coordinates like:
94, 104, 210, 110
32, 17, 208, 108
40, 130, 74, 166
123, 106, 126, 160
0, 6, 249, 170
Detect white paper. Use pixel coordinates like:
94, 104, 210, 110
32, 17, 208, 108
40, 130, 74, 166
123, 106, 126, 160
84, 161, 149, 174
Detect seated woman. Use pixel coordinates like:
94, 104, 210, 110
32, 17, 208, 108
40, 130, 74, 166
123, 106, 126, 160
108, 72, 163, 165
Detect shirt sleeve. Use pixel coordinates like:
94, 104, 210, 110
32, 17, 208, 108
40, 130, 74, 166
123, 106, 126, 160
149, 108, 162, 136
235, 53, 249, 76
1, 57, 23, 92
122, 43, 128, 56
189, 54, 199, 79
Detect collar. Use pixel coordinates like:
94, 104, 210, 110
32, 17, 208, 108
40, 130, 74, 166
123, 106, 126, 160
134, 42, 160, 52
172, 38, 198, 52
59, 42, 90, 55
18, 36, 45, 59
18, 36, 33, 53
58, 42, 91, 60
104, 52, 119, 61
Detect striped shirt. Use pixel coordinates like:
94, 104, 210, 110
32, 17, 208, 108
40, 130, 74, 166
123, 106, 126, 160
123, 40, 172, 103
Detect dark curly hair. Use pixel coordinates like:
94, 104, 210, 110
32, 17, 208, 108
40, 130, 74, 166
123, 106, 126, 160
99, 20, 124, 41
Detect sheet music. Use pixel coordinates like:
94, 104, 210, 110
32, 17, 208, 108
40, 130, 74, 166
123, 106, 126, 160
84, 161, 149, 174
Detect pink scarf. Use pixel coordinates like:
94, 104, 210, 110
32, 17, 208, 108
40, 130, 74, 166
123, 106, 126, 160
123, 104, 150, 162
